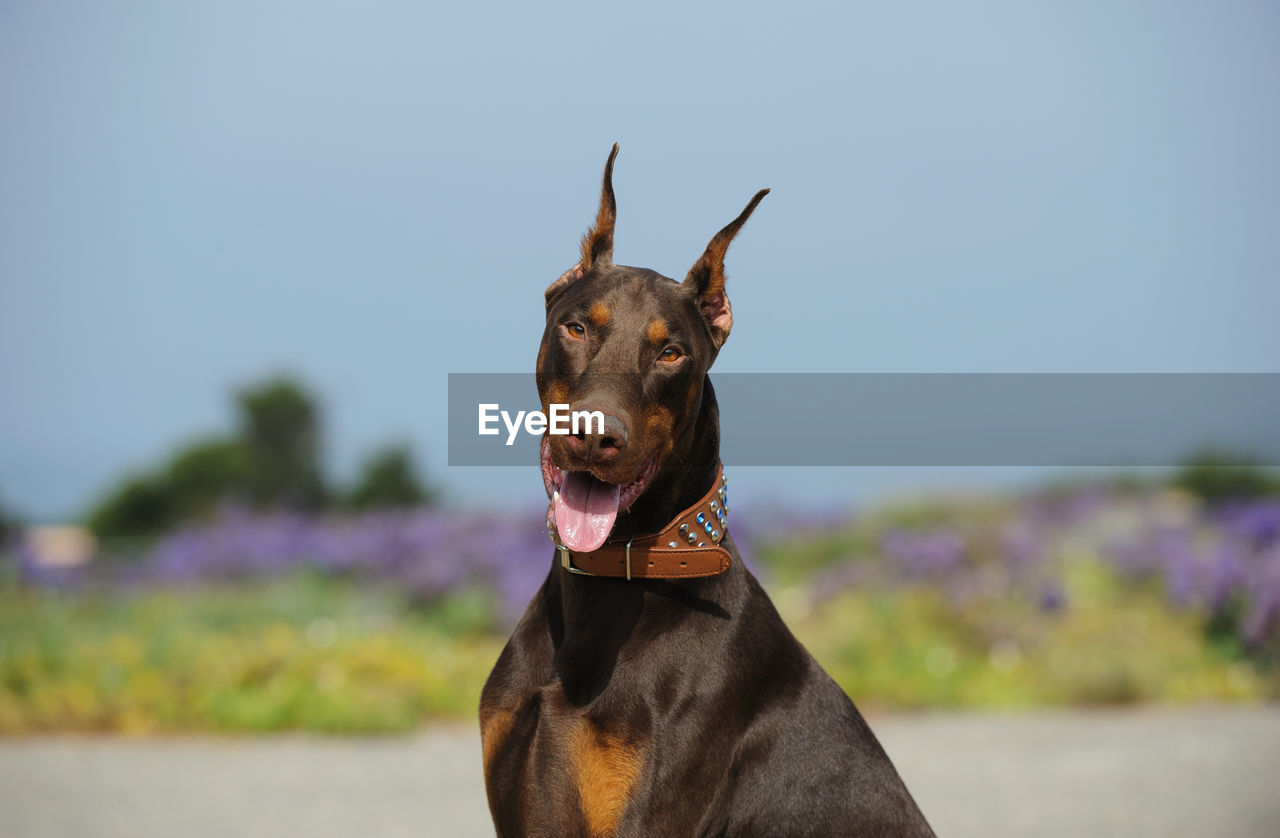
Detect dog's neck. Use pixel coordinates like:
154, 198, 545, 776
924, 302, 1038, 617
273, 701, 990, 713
544, 377, 731, 701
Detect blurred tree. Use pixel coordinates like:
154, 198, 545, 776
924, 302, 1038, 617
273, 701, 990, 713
0, 495, 17, 544
1173, 450, 1280, 504
165, 436, 251, 512
346, 444, 437, 509
88, 377, 329, 536
84, 374, 450, 536
88, 474, 174, 538
88, 438, 252, 538
236, 378, 328, 510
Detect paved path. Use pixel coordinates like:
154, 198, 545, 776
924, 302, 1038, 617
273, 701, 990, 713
3, 707, 1278, 837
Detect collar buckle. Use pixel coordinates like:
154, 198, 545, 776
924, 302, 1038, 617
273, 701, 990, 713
559, 540, 633, 579
558, 544, 593, 576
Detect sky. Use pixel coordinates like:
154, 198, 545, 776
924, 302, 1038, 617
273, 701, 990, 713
2, 1, 1278, 521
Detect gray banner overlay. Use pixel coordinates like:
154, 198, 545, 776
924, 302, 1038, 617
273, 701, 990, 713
448, 373, 1280, 466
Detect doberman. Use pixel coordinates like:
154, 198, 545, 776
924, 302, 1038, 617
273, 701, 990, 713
480, 145, 935, 837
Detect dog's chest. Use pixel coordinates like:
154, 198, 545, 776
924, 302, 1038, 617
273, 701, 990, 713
481, 679, 651, 838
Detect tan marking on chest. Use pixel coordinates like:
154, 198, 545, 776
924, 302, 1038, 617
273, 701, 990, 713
481, 708, 515, 776
589, 303, 612, 326
571, 722, 643, 837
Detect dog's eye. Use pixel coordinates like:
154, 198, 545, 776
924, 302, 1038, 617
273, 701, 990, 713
564, 323, 586, 340
659, 347, 682, 363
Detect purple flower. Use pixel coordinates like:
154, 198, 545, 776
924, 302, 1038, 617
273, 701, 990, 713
881, 528, 966, 578
1038, 582, 1067, 613
1218, 500, 1280, 551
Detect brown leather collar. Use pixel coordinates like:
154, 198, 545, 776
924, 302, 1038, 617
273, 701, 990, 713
555, 465, 732, 580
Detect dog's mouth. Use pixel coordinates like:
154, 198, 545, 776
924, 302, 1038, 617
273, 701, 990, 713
541, 436, 658, 552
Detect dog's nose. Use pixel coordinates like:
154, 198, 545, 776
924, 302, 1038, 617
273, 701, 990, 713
565, 409, 628, 464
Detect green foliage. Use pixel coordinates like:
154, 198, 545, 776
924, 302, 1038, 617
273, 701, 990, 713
87, 474, 175, 539
0, 576, 502, 734
86, 376, 389, 537
237, 378, 327, 510
0, 495, 18, 544
88, 437, 250, 538
86, 374, 442, 536
346, 445, 437, 509
166, 437, 252, 509
2, 559, 1274, 734
787, 567, 1271, 711
1172, 449, 1280, 504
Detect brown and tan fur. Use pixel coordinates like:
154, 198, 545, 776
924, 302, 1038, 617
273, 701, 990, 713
481, 145, 934, 837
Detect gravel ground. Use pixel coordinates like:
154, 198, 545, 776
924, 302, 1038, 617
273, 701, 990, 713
2, 707, 1277, 837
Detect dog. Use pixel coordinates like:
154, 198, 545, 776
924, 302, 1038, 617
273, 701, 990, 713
480, 145, 935, 837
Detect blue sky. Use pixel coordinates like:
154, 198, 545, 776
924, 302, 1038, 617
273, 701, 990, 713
2, 1, 1277, 520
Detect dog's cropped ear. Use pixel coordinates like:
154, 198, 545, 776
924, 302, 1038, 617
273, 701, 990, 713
545, 145, 620, 309
683, 188, 769, 348
579, 143, 619, 271
544, 262, 585, 308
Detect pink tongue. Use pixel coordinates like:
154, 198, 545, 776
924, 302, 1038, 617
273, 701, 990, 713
554, 471, 621, 552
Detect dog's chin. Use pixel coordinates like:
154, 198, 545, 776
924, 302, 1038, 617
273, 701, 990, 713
540, 436, 657, 513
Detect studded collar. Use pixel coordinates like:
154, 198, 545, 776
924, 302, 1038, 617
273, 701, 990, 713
553, 465, 732, 580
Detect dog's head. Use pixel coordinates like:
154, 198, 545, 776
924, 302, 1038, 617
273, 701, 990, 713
539, 144, 767, 551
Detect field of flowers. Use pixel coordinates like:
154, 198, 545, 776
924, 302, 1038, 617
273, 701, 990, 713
2, 483, 1278, 733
